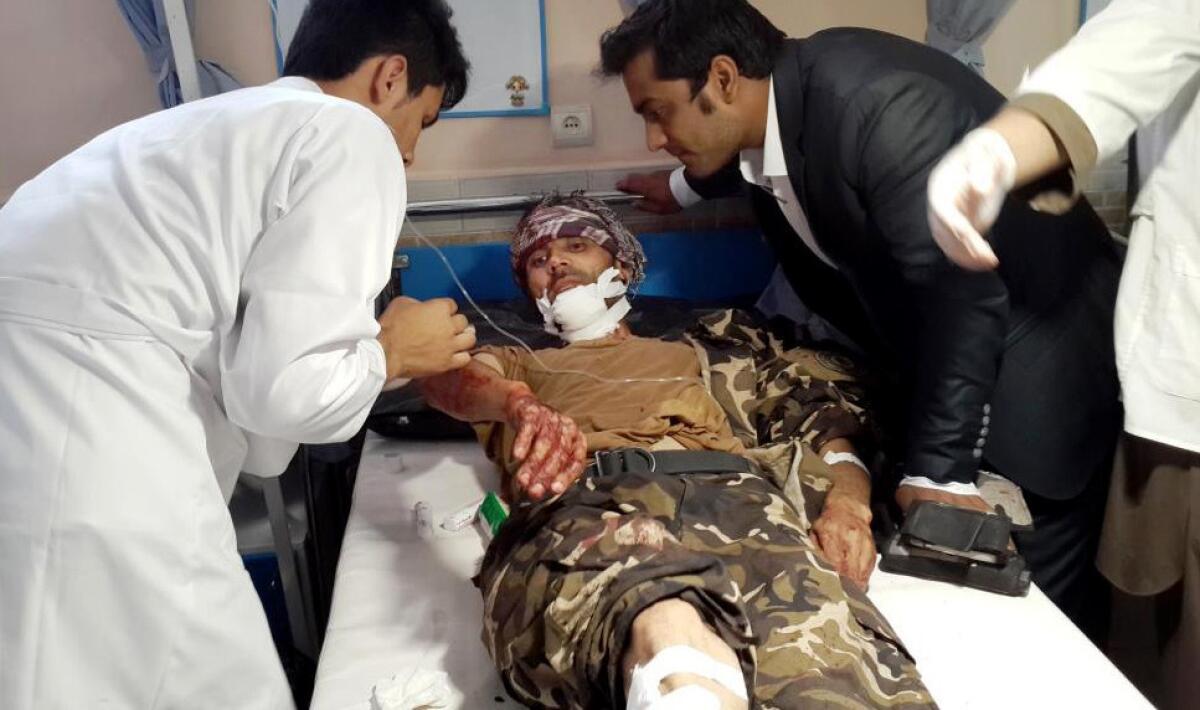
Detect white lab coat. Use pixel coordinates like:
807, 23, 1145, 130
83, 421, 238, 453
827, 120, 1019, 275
1019, 0, 1200, 452
0, 77, 404, 708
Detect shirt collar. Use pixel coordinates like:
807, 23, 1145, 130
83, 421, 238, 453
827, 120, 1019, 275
739, 77, 787, 186
268, 76, 325, 94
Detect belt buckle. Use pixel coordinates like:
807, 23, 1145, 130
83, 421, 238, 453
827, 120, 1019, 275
591, 448, 656, 477
628, 448, 656, 473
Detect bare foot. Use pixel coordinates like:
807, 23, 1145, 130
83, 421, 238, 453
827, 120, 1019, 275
622, 598, 749, 709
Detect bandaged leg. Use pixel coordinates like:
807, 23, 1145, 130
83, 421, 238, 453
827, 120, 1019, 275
624, 599, 749, 710
479, 470, 932, 708
627, 646, 748, 709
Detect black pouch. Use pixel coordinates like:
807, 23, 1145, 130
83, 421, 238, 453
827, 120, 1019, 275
879, 501, 1032, 596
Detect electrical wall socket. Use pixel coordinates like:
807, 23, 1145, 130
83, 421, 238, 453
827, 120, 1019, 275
551, 104, 593, 148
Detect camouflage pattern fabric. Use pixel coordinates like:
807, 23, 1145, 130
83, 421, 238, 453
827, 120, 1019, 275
478, 469, 935, 709
686, 307, 878, 524
685, 309, 872, 454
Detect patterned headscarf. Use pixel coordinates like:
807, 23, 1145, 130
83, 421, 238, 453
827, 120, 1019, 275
510, 193, 647, 289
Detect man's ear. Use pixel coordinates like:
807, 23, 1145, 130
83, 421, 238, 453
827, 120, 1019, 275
371, 54, 411, 109
708, 55, 741, 105
617, 264, 632, 285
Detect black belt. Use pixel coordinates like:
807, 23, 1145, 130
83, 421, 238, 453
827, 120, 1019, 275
586, 448, 755, 478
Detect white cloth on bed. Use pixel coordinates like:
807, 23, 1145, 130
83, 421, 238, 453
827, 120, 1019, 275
369, 668, 451, 710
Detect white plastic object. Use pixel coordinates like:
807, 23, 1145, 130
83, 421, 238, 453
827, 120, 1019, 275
551, 104, 593, 147
440, 498, 483, 531
413, 501, 434, 539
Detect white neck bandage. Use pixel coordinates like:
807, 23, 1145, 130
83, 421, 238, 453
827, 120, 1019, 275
535, 267, 631, 343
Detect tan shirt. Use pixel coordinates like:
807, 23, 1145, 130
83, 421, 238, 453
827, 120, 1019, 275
475, 336, 744, 476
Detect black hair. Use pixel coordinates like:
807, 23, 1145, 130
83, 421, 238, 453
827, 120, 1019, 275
599, 0, 785, 96
283, 0, 469, 110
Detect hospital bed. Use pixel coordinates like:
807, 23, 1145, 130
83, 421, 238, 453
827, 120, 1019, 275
312, 433, 1150, 710
312, 222, 1150, 709
312, 431, 1152, 710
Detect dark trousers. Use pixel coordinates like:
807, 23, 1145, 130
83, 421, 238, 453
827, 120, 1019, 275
1012, 454, 1114, 644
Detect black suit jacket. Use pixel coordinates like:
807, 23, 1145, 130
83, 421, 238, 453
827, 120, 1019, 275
690, 30, 1122, 499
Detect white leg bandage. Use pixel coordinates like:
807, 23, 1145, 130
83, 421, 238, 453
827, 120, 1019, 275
626, 645, 748, 710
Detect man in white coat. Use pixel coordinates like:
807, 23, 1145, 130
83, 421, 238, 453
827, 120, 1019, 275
0, 1, 474, 707
925, 0, 1200, 705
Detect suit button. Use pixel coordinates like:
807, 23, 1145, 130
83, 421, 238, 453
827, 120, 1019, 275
976, 437, 987, 448
982, 415, 991, 426
972, 447, 983, 458
983, 403, 992, 415
980, 426, 989, 437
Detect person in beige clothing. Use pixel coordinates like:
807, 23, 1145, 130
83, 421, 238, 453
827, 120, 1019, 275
925, 1, 1200, 705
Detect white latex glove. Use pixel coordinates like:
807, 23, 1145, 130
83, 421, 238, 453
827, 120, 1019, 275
926, 127, 1017, 271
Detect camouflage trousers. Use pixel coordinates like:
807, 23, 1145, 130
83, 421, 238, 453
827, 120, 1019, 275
477, 469, 935, 709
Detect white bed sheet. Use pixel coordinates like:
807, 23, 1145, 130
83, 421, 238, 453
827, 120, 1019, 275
312, 433, 1150, 710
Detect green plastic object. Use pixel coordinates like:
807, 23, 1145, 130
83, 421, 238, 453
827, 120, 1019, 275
478, 492, 509, 538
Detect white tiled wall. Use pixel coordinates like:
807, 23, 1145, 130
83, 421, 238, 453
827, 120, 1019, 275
1084, 153, 1130, 235
458, 171, 590, 199
406, 178, 461, 202
398, 165, 757, 245
408, 166, 675, 204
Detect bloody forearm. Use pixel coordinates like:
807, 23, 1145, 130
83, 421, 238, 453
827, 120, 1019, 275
418, 357, 531, 423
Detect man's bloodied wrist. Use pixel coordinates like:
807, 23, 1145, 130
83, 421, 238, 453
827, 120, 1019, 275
822, 493, 872, 524
502, 385, 538, 422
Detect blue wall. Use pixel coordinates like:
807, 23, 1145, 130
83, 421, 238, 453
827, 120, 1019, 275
398, 228, 776, 302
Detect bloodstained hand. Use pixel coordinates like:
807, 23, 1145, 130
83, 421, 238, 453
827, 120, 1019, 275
812, 496, 876, 590
504, 391, 588, 501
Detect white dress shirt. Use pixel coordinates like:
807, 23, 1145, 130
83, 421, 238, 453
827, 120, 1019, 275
670, 79, 836, 269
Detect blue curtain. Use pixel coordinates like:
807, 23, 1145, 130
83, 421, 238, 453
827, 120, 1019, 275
926, 0, 1015, 74
115, 0, 241, 108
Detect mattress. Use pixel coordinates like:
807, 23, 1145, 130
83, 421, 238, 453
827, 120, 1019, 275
312, 433, 1150, 710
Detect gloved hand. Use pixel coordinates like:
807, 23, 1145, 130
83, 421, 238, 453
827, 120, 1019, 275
926, 127, 1018, 271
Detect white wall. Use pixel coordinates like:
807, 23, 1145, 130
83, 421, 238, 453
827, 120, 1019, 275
0, 0, 161, 201
0, 0, 1082, 198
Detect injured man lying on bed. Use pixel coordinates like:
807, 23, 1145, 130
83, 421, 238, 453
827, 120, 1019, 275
419, 195, 934, 710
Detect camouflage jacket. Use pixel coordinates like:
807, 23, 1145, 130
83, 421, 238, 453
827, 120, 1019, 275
685, 308, 873, 452
685, 308, 876, 523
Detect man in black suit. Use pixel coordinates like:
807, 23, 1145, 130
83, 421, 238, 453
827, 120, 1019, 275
602, 0, 1122, 637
